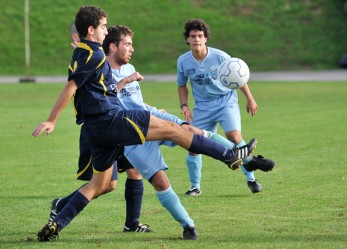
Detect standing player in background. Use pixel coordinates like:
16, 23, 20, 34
47, 23, 153, 233
33, 7, 256, 241
176, 18, 275, 196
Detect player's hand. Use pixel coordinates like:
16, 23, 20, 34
246, 99, 258, 117
32, 121, 55, 137
129, 72, 144, 82
181, 106, 192, 122
70, 40, 79, 49
158, 108, 167, 113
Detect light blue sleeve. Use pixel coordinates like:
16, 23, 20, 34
176, 56, 188, 86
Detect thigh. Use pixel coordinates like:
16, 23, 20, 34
149, 106, 185, 125
117, 153, 134, 173
192, 102, 218, 132
117, 153, 142, 179
124, 141, 168, 181
218, 94, 241, 133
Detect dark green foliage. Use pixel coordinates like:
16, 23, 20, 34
1, 0, 346, 75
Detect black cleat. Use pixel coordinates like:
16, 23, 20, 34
37, 221, 60, 242
226, 138, 257, 170
243, 155, 276, 172
123, 222, 153, 232
184, 187, 201, 196
183, 226, 198, 240
48, 198, 61, 222
247, 179, 263, 194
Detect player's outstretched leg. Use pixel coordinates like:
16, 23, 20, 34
37, 221, 60, 242
225, 138, 257, 170
243, 155, 276, 172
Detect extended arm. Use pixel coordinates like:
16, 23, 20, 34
239, 84, 258, 116
116, 72, 144, 92
178, 85, 192, 122
32, 80, 77, 137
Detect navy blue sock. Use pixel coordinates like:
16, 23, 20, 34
189, 134, 233, 162
56, 191, 89, 230
125, 179, 144, 227
56, 191, 76, 212
56, 183, 88, 212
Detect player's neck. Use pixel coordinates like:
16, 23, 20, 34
107, 57, 121, 70
192, 47, 208, 62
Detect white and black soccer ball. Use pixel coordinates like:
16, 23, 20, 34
217, 57, 250, 89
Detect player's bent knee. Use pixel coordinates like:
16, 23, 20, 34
108, 180, 117, 191
181, 124, 203, 135
149, 170, 171, 191
126, 168, 142, 180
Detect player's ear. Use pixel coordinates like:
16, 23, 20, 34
109, 42, 116, 52
87, 26, 94, 35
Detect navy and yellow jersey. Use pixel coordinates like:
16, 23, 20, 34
68, 39, 120, 120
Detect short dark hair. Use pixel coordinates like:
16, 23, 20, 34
183, 18, 210, 44
102, 25, 134, 56
74, 5, 108, 38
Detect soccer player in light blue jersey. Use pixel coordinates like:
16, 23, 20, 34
177, 18, 275, 196
32, 6, 256, 242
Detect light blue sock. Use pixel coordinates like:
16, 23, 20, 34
238, 140, 255, 181
186, 154, 202, 189
156, 186, 194, 228
206, 131, 235, 149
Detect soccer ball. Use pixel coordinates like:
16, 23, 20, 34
217, 57, 250, 89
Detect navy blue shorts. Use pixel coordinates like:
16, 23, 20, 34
84, 109, 150, 173
77, 124, 133, 181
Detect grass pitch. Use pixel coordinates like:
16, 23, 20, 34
0, 81, 346, 248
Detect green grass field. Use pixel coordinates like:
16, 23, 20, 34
0, 81, 346, 248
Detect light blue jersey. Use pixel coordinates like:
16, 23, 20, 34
112, 64, 146, 110
177, 47, 232, 102
176, 47, 241, 133
112, 65, 183, 179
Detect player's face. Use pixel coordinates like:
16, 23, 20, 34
92, 17, 108, 44
186, 30, 207, 52
114, 35, 134, 66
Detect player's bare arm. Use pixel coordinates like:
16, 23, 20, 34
116, 72, 144, 92
32, 80, 77, 137
240, 84, 258, 116
178, 85, 192, 122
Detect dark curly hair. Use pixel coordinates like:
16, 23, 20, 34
183, 18, 211, 45
102, 25, 134, 56
75, 5, 108, 39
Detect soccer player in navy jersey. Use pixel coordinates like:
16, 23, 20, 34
45, 23, 153, 233
176, 18, 276, 196
32, 6, 256, 242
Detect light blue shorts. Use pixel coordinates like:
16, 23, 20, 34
192, 91, 241, 133
124, 107, 185, 180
